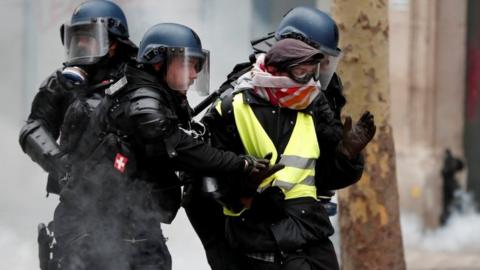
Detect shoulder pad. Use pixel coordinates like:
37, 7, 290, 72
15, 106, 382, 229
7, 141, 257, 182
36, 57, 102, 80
129, 97, 162, 117
130, 87, 162, 101
129, 88, 164, 117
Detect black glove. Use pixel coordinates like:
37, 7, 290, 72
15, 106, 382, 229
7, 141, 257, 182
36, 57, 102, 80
242, 153, 285, 195
56, 70, 85, 91
337, 111, 376, 159
45, 153, 70, 194
51, 152, 69, 174
51, 153, 70, 188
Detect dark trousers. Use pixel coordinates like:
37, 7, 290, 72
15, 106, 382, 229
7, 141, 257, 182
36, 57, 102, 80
183, 184, 246, 270
243, 238, 339, 270
53, 202, 172, 270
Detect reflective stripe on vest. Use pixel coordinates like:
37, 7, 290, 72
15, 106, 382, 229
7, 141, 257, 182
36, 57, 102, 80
232, 93, 319, 200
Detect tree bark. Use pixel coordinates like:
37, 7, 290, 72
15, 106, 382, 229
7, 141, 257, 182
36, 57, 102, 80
331, 1, 406, 269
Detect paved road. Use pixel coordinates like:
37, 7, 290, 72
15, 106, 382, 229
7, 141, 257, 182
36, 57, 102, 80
406, 249, 480, 270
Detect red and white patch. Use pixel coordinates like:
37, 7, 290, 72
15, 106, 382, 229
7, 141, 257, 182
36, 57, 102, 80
114, 153, 128, 173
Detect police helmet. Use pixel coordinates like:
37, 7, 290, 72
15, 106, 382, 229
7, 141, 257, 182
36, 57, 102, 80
275, 6, 340, 57
275, 6, 342, 89
137, 23, 210, 95
61, 0, 135, 65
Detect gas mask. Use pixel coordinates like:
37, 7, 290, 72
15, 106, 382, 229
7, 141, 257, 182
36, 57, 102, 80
60, 66, 89, 86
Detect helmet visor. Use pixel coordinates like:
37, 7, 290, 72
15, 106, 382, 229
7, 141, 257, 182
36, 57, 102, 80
63, 20, 110, 65
315, 52, 341, 90
164, 48, 210, 95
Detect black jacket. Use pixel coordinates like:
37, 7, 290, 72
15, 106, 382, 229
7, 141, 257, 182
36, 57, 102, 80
21, 54, 133, 194
116, 64, 247, 176
64, 64, 249, 224
27, 56, 130, 141
203, 88, 363, 191
202, 86, 363, 253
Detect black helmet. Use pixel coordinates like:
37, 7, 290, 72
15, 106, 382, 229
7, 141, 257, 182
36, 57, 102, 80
275, 6, 340, 57
137, 23, 210, 95
60, 0, 136, 66
62, 0, 130, 43
137, 23, 205, 65
272, 6, 342, 89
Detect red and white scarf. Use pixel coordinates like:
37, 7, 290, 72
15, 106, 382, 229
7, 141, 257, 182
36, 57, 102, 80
235, 54, 320, 110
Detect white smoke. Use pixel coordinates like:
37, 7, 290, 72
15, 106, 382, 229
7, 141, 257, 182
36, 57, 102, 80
0, 116, 57, 270
0, 116, 210, 269
0, 224, 37, 270
401, 191, 480, 252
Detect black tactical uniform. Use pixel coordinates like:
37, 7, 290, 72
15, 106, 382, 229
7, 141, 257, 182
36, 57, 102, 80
52, 23, 279, 270
19, 1, 139, 269
19, 0, 137, 195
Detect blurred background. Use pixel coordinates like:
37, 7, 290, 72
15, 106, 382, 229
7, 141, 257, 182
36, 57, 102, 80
1, 0, 479, 269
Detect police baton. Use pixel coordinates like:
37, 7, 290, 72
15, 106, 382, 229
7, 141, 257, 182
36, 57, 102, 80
192, 88, 226, 116
192, 50, 261, 117
192, 89, 222, 116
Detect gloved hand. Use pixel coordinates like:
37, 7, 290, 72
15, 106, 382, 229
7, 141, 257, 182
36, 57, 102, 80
46, 153, 70, 194
56, 69, 86, 91
337, 111, 376, 159
242, 153, 285, 195
50, 152, 69, 173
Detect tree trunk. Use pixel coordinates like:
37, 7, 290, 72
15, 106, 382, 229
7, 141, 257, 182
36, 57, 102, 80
331, 1, 406, 269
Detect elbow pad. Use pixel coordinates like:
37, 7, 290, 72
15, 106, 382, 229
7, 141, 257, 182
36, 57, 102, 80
19, 120, 63, 173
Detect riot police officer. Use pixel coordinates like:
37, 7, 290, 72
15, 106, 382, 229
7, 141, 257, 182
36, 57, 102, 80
19, 0, 137, 196
273, 6, 348, 122
18, 1, 137, 269
54, 22, 282, 270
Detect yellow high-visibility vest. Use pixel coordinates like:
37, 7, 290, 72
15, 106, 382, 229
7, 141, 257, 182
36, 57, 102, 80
219, 92, 320, 216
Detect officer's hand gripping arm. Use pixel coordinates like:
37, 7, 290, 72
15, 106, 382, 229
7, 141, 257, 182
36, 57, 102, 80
242, 153, 285, 195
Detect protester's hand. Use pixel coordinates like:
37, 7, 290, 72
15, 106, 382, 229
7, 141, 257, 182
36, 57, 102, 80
337, 111, 376, 159
242, 153, 285, 193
